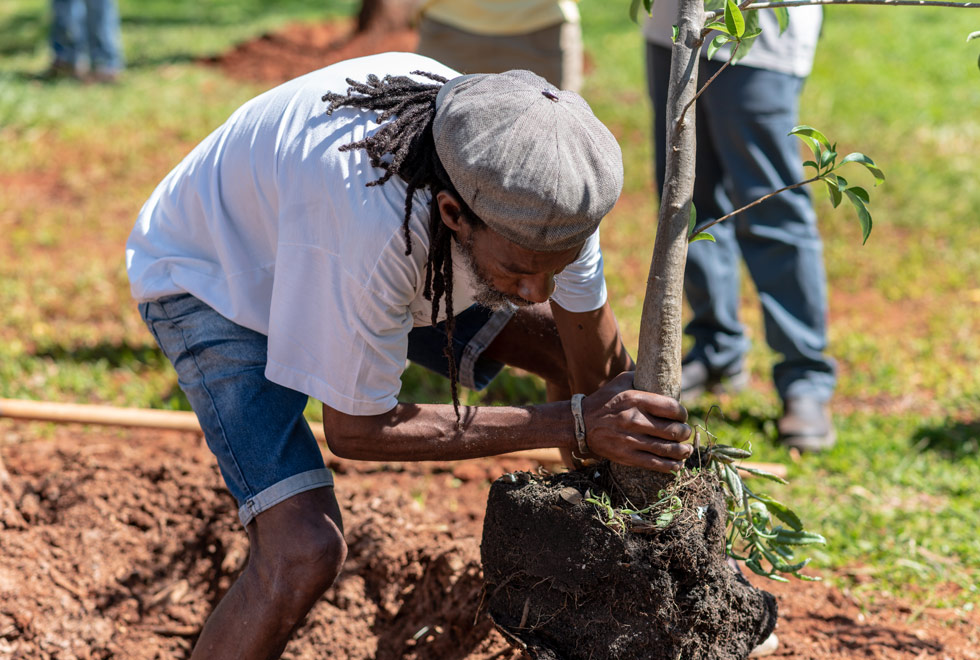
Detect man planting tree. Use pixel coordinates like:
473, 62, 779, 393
126, 52, 693, 659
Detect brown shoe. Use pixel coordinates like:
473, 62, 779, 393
38, 60, 84, 81
778, 397, 836, 452
86, 69, 121, 84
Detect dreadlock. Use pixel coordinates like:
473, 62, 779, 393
323, 71, 478, 420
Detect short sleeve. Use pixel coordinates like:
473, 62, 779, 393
550, 229, 607, 313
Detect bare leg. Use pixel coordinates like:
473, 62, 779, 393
190, 487, 346, 660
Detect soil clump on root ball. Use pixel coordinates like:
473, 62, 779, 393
481, 461, 777, 659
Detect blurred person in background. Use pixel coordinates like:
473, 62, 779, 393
416, 0, 583, 91
644, 4, 836, 452
45, 0, 124, 82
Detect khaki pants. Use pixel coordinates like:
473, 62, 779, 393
416, 16, 583, 93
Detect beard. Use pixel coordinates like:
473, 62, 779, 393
454, 233, 534, 311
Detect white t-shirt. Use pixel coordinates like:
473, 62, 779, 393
126, 52, 608, 417
643, 2, 822, 78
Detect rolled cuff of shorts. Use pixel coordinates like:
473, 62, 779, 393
459, 305, 516, 390
238, 468, 335, 527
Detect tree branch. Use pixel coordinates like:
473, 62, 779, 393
690, 176, 821, 238
675, 43, 740, 135
706, 0, 980, 20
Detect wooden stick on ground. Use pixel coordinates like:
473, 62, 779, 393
0, 398, 787, 478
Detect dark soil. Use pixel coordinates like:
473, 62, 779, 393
482, 464, 776, 659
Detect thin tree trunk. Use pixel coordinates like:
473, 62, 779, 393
610, 0, 704, 504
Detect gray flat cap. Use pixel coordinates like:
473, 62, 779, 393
432, 70, 623, 252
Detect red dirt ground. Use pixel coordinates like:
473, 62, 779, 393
2, 17, 978, 660
2, 425, 978, 659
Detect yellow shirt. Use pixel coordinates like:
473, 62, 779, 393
420, 0, 580, 37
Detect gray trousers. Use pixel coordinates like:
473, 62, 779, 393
646, 43, 836, 402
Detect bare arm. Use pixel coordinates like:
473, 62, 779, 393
322, 374, 692, 471
322, 400, 574, 462
550, 299, 635, 394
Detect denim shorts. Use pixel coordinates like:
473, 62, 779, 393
139, 293, 513, 526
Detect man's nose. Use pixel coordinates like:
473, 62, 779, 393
518, 273, 555, 304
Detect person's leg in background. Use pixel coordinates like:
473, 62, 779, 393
699, 62, 837, 450
49, 0, 85, 77
83, 0, 124, 81
646, 43, 750, 399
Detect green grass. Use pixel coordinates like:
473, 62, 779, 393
0, 0, 978, 608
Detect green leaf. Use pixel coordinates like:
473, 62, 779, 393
688, 202, 697, 233
731, 11, 762, 62
722, 464, 744, 505
707, 34, 731, 60
738, 465, 789, 484
771, 6, 790, 33
724, 0, 745, 38
789, 125, 832, 152
802, 160, 819, 171
745, 555, 772, 577
773, 544, 796, 559
847, 185, 870, 204
753, 494, 803, 531
758, 543, 811, 573
819, 147, 837, 169
840, 152, 886, 185
629, 0, 643, 23
795, 573, 823, 582
822, 176, 842, 209
690, 232, 716, 243
773, 529, 828, 546
672, 25, 679, 43
845, 189, 873, 244
645, 0, 654, 13
705, 20, 731, 36
793, 134, 822, 166
712, 444, 753, 459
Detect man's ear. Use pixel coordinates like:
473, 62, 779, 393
436, 190, 466, 233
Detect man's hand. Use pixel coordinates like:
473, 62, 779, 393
580, 371, 693, 472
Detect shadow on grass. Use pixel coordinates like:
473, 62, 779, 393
4, 52, 209, 85
399, 363, 546, 407
685, 403, 777, 433
912, 419, 980, 460
33, 340, 170, 371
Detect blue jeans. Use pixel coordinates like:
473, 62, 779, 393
139, 293, 511, 526
50, 0, 124, 72
646, 43, 835, 402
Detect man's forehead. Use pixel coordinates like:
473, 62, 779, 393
491, 235, 584, 273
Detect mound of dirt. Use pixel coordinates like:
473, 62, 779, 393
0, 428, 524, 659
207, 19, 418, 85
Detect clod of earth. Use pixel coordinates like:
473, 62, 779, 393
481, 460, 777, 660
